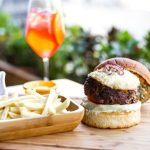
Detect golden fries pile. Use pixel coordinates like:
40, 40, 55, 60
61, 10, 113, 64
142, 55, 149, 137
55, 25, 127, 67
0, 88, 70, 120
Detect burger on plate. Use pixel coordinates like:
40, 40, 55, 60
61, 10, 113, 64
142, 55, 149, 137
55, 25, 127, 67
82, 57, 150, 128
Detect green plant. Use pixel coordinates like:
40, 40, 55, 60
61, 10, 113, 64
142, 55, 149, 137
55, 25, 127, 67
0, 11, 22, 58
50, 25, 101, 82
4, 36, 43, 75
1, 10, 150, 83
97, 27, 150, 70
0, 11, 22, 42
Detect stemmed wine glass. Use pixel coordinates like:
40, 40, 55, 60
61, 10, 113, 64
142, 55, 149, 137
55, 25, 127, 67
25, 0, 65, 80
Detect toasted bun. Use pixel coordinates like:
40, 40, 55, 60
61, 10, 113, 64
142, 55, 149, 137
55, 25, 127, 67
82, 108, 141, 129
95, 57, 150, 85
95, 57, 150, 102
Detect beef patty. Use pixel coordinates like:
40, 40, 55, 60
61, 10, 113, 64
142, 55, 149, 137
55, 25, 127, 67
84, 77, 139, 104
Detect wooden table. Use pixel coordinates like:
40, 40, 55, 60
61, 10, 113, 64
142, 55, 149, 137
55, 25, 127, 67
1, 79, 150, 150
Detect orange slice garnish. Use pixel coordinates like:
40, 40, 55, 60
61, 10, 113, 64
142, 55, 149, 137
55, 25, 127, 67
53, 11, 65, 45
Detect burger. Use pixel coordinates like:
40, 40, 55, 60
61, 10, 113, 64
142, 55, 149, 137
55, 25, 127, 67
82, 57, 150, 128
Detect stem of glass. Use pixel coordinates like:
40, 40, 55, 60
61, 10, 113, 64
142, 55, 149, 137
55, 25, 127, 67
43, 57, 49, 80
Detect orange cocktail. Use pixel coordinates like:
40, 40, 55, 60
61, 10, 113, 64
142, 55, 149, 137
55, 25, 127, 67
26, 9, 65, 58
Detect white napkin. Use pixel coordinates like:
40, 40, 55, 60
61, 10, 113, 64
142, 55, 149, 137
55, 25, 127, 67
0, 71, 7, 95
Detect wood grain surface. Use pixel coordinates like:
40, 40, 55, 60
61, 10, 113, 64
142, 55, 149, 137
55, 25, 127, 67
0, 79, 150, 150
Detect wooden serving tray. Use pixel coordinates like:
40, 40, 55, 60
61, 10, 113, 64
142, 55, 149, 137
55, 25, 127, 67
0, 97, 84, 141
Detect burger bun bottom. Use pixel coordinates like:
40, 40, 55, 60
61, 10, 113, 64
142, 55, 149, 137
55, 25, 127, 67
82, 108, 141, 129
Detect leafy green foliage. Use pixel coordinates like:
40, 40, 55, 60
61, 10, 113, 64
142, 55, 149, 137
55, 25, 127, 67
4, 37, 43, 75
0, 11, 10, 27
98, 27, 150, 70
50, 26, 100, 82
0, 12, 150, 83
0, 11, 21, 42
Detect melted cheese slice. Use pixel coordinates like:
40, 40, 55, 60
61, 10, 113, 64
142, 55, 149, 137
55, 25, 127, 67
88, 70, 140, 90
82, 100, 141, 112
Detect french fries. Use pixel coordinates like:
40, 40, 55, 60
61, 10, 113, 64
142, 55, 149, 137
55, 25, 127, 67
0, 88, 70, 120
42, 88, 57, 115
10, 107, 20, 113
22, 102, 45, 111
1, 106, 9, 120
8, 112, 20, 119
55, 99, 70, 113
19, 107, 41, 118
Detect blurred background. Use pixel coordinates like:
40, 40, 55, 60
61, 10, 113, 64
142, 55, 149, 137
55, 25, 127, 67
0, 0, 150, 85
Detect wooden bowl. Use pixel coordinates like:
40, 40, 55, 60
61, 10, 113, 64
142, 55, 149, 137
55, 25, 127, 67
23, 80, 56, 95
0, 96, 84, 141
